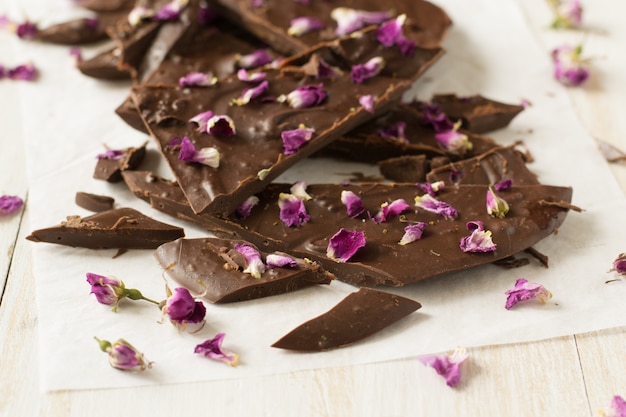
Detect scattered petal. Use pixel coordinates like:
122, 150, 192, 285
414, 194, 458, 219
351, 56, 385, 83
486, 186, 509, 218
290, 181, 312, 201
178, 137, 220, 168
327, 228, 366, 262
598, 395, 626, 417
266, 253, 298, 268
288, 16, 324, 37
236, 49, 272, 69
551, 44, 590, 86
16, 20, 38, 39
373, 199, 410, 223
278, 83, 327, 109
95, 337, 152, 372
86, 272, 123, 307
278, 193, 310, 227
207, 114, 236, 137
504, 278, 552, 309
378, 121, 408, 143
0, 195, 24, 216
7, 62, 37, 81
153, 0, 189, 22
236, 68, 266, 83
96, 149, 125, 160
359, 95, 375, 113
189, 110, 214, 133
341, 190, 366, 218
236, 196, 259, 219
303, 55, 342, 79
399, 222, 427, 245
460, 221, 497, 253
416, 181, 445, 197
179, 71, 217, 87
331, 7, 392, 36
281, 125, 315, 155
417, 346, 468, 387
435, 121, 473, 156
420, 102, 454, 133
493, 179, 513, 191
194, 333, 239, 366
234, 242, 266, 278
376, 14, 416, 56
232, 80, 269, 106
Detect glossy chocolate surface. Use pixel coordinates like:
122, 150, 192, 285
26, 207, 184, 249
154, 237, 334, 303
272, 288, 421, 351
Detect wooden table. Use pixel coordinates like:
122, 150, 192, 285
2, 0, 625, 415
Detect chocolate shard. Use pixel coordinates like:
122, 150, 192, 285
75, 192, 115, 212
272, 288, 421, 351
93, 141, 147, 183
35, 18, 109, 45
211, 0, 451, 55
132, 27, 443, 215
154, 237, 334, 303
77, 48, 131, 80
428, 94, 525, 134
378, 154, 432, 183
26, 207, 184, 249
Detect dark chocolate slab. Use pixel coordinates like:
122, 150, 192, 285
133, 29, 443, 215
26, 207, 184, 249
272, 288, 421, 351
212, 0, 451, 55
154, 237, 334, 303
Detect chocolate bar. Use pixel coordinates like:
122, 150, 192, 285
132, 27, 443, 215
26, 207, 184, 249
272, 288, 421, 351
154, 237, 334, 303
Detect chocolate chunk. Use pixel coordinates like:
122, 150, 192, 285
26, 207, 184, 249
154, 237, 334, 303
93, 142, 147, 183
77, 48, 131, 80
212, 0, 451, 55
272, 288, 421, 351
35, 18, 109, 45
429, 94, 525, 134
75, 192, 115, 212
378, 154, 430, 183
132, 27, 443, 215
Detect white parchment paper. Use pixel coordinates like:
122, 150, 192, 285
12, 0, 626, 391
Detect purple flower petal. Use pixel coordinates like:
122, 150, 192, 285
16, 20, 38, 39
281, 125, 315, 155
327, 228, 366, 262
266, 253, 298, 268
236, 68, 267, 83
600, 395, 626, 417
378, 121, 408, 143
177, 137, 220, 168
189, 110, 214, 133
96, 338, 152, 372
435, 122, 473, 155
493, 179, 513, 191
373, 198, 410, 223
459, 221, 497, 253
376, 14, 416, 56
486, 186, 509, 218
164, 287, 206, 331
279, 83, 327, 109
551, 0, 583, 29
351, 56, 385, 83
96, 149, 125, 160
414, 194, 458, 219
7, 62, 37, 81
194, 333, 239, 366
0, 195, 24, 216
420, 102, 455, 132
153, 0, 188, 22
341, 190, 366, 218
290, 181, 312, 201
86, 272, 122, 306
417, 347, 468, 387
232, 80, 269, 106
307, 56, 342, 79
207, 114, 236, 137
179, 71, 217, 87
236, 196, 259, 219
331, 7, 392, 36
234, 242, 266, 278
237, 49, 272, 69
416, 181, 445, 197
399, 222, 427, 245
551, 44, 590, 86
288, 16, 324, 37
278, 193, 310, 227
359, 95, 375, 113
504, 278, 552, 309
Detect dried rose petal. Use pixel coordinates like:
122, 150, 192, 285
278, 193, 310, 227
504, 278, 552, 309
237, 49, 272, 69
290, 181, 312, 201
16, 20, 38, 39
493, 179, 513, 191
376, 14, 415, 56
288, 16, 324, 37
179, 71, 217, 87
0, 195, 24, 216
551, 0, 583, 29
128, 6, 153, 25
435, 122, 473, 156
278, 83, 327, 109
194, 333, 239, 366
417, 346, 468, 387
459, 221, 497, 253
416, 181, 445, 197
234, 243, 266, 278
341, 190, 366, 218
399, 222, 426, 245
351, 56, 385, 84
236, 68, 267, 83
96, 149, 125, 160
378, 121, 408, 143
373, 199, 410, 223
189, 110, 214, 133
153, 0, 188, 22
359, 95, 375, 113
327, 228, 366, 262
331, 7, 392, 36
414, 194, 458, 219
232, 80, 269, 106
266, 253, 298, 268
95, 337, 152, 372
236, 196, 259, 219
7, 62, 37, 81
207, 114, 236, 137
281, 125, 315, 155
599, 395, 626, 417
420, 102, 454, 133
178, 137, 220, 168
486, 186, 509, 218
551, 44, 590, 86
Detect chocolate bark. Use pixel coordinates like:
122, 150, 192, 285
211, 0, 451, 55
429, 94, 525, 134
26, 207, 184, 249
75, 192, 115, 212
77, 48, 131, 80
93, 142, 147, 183
132, 28, 443, 215
154, 237, 334, 303
272, 288, 421, 351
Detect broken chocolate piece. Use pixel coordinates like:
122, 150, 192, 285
26, 207, 184, 249
75, 192, 115, 212
77, 48, 131, 80
378, 154, 431, 183
429, 94, 525, 134
93, 142, 147, 183
154, 237, 334, 303
132, 28, 443, 215
35, 18, 109, 45
272, 288, 421, 351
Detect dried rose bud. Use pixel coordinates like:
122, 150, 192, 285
234, 243, 266, 278
95, 337, 152, 371
504, 278, 552, 309
288, 16, 324, 37
278, 193, 310, 227
434, 121, 473, 156
611, 254, 626, 275
486, 186, 509, 218
399, 222, 427, 245
0, 195, 24, 216
194, 333, 239, 366
373, 199, 410, 223
551, 0, 583, 29
341, 190, 366, 218
331, 7, 392, 36
15, 20, 38, 39
414, 194, 458, 219
86, 273, 124, 307
459, 221, 497, 253
417, 346, 468, 387
327, 228, 366, 262
351, 56, 385, 84
163, 287, 206, 332
281, 125, 315, 155
551, 44, 590, 86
